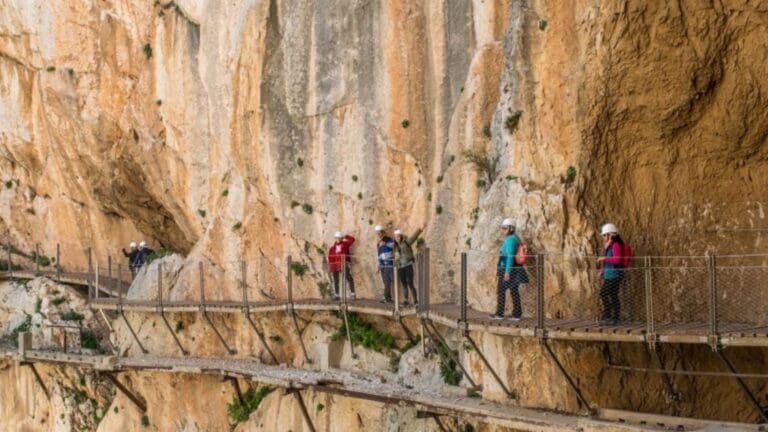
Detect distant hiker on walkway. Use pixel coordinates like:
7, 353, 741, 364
490, 218, 528, 321
327, 231, 356, 300
374, 225, 396, 304
597, 223, 629, 325
394, 228, 422, 305
122, 242, 139, 276
134, 241, 155, 270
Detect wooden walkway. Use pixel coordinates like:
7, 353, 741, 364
5, 268, 768, 347
0, 348, 758, 432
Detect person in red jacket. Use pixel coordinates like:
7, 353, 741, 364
327, 232, 356, 300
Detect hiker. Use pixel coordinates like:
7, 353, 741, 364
121, 242, 139, 276
374, 225, 396, 303
597, 223, 626, 325
394, 228, 422, 305
490, 218, 529, 321
134, 241, 155, 270
327, 231, 356, 300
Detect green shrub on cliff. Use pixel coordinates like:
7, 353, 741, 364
227, 386, 273, 424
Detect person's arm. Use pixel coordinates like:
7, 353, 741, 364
407, 228, 423, 245
344, 235, 355, 247
603, 243, 622, 265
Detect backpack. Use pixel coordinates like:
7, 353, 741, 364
619, 243, 632, 268
514, 240, 528, 265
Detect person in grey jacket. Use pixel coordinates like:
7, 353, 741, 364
394, 228, 422, 305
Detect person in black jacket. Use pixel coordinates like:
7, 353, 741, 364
122, 242, 139, 276
134, 241, 155, 270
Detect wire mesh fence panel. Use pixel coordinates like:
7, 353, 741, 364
649, 257, 709, 328
716, 264, 768, 328
613, 266, 646, 325
542, 255, 600, 323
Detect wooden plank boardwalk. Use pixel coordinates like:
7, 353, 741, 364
0, 348, 758, 432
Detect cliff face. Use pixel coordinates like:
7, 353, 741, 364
2, 0, 768, 430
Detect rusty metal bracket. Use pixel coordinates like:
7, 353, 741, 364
202, 311, 237, 355
464, 333, 516, 399
286, 388, 317, 432
416, 411, 450, 432
20, 362, 50, 400
119, 310, 148, 354
424, 321, 478, 390
542, 339, 594, 415
102, 373, 147, 412
716, 349, 768, 423
245, 313, 279, 364
159, 312, 189, 356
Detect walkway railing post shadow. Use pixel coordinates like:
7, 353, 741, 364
56, 243, 61, 282
708, 255, 720, 350
87, 247, 93, 299
6, 241, 13, 279
286, 255, 311, 363
536, 254, 545, 339
644, 256, 656, 348
35, 243, 40, 276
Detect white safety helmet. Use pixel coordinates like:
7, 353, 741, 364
139, 241, 147, 248
393, 229, 402, 236
129, 242, 137, 248
501, 218, 515, 229
334, 231, 343, 239
600, 223, 618, 236
374, 225, 384, 232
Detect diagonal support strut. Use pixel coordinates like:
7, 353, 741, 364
286, 388, 317, 432
464, 333, 516, 399
202, 311, 237, 355
21, 362, 50, 400
716, 349, 768, 423
102, 373, 147, 412
425, 321, 478, 390
245, 313, 279, 364
119, 311, 148, 354
542, 339, 594, 415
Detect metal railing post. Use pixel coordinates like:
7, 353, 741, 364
460, 252, 468, 334
108, 256, 112, 289
393, 258, 400, 316
35, 243, 40, 275
287, 255, 293, 308
56, 243, 61, 281
157, 263, 163, 309
424, 247, 431, 315
199, 262, 206, 309
341, 257, 348, 305
241, 260, 248, 310
117, 264, 123, 308
536, 254, 545, 338
7, 242, 13, 278
708, 255, 719, 350
95, 261, 100, 300
644, 256, 655, 347
87, 247, 93, 299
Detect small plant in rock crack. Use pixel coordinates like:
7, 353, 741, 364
317, 281, 330, 298
142, 43, 152, 59
232, 222, 242, 231
290, 262, 308, 277
352, 175, 358, 182
435, 205, 443, 215
482, 124, 492, 138
564, 166, 577, 184
81, 330, 100, 350
221, 189, 229, 197
227, 386, 273, 424
539, 19, 548, 31
290, 200, 300, 209
197, 209, 206, 218
296, 158, 304, 167
302, 203, 313, 214
4, 180, 13, 189
61, 311, 84, 321
462, 148, 499, 188
401, 119, 410, 128
332, 313, 396, 353
155, 99, 162, 106
175, 321, 184, 333
436, 175, 443, 183
268, 335, 282, 343
505, 110, 523, 134
46, 66, 56, 72
141, 414, 150, 427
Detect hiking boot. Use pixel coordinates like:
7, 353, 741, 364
508, 316, 521, 322
598, 319, 612, 326
348, 292, 356, 299
402, 300, 410, 306
489, 314, 504, 320
380, 299, 392, 304
331, 295, 340, 301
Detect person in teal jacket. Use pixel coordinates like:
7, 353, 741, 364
490, 218, 529, 320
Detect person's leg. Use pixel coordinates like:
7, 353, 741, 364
494, 268, 507, 317
600, 279, 611, 321
331, 271, 340, 297
511, 282, 522, 318
397, 267, 408, 302
345, 267, 355, 294
609, 277, 621, 321
404, 265, 417, 303
382, 268, 393, 302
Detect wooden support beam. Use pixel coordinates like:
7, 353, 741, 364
119, 310, 148, 354
715, 350, 768, 423
102, 373, 147, 412
202, 311, 236, 355
286, 388, 317, 432
21, 362, 50, 400
542, 339, 594, 415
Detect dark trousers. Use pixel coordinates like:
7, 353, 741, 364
398, 264, 417, 302
601, 277, 622, 321
331, 269, 355, 296
495, 268, 522, 317
381, 267, 394, 301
